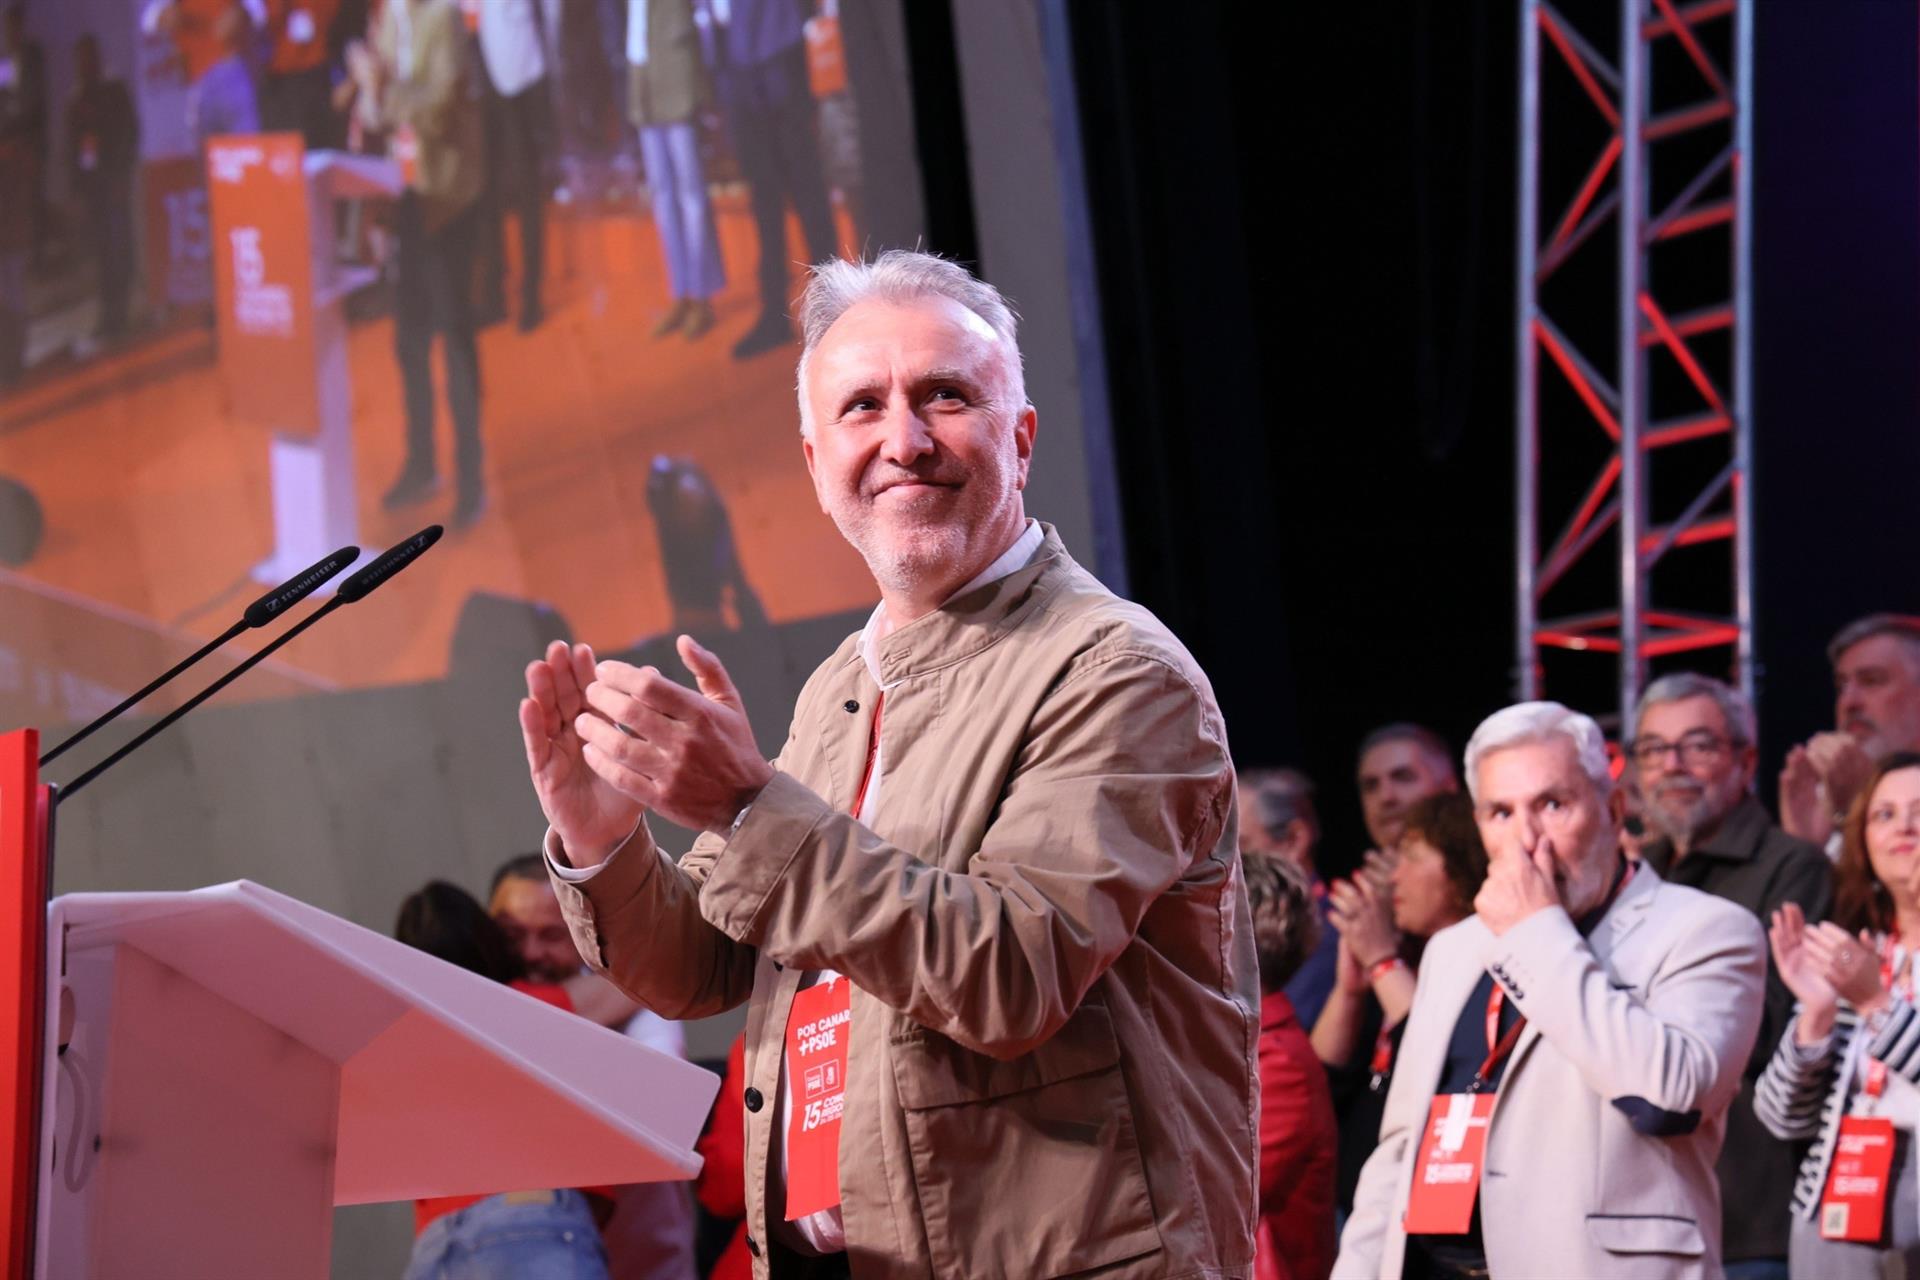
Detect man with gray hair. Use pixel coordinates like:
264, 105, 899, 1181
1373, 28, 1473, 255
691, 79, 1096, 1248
1780, 613, 1920, 846
1630, 672, 1829, 1280
1336, 700, 1765, 1280
519, 250, 1258, 1276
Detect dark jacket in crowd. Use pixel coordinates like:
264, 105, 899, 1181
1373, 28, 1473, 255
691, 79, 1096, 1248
67, 78, 139, 205
1639, 793, 1833, 1265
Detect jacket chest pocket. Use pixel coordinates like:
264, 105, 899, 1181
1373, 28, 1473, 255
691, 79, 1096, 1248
888, 1002, 1162, 1279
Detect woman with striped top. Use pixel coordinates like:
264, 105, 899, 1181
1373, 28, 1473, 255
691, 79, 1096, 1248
1755, 751, 1920, 1277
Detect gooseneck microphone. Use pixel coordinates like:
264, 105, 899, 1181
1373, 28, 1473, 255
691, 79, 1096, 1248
38, 545, 362, 767
55, 528, 442, 801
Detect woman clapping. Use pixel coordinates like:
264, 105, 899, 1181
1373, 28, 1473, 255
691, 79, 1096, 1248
1756, 751, 1920, 1277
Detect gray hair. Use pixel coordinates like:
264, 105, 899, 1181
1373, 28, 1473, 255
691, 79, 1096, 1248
1828, 613, 1920, 669
794, 250, 1027, 437
1633, 671, 1756, 746
1239, 767, 1319, 844
1463, 701, 1612, 803
1356, 722, 1459, 783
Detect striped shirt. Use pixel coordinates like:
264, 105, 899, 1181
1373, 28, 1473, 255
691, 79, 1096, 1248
1753, 991, 1920, 1219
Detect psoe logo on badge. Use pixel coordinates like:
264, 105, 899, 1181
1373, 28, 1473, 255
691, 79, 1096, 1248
804, 1064, 828, 1099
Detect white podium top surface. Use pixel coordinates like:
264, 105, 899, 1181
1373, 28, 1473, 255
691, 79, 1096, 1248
51, 881, 719, 1203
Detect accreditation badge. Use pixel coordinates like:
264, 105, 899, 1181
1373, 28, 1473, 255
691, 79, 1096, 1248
784, 976, 851, 1219
1402, 1093, 1494, 1235
1819, 1116, 1897, 1243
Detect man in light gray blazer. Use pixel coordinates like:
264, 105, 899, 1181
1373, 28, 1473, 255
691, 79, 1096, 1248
1334, 701, 1767, 1280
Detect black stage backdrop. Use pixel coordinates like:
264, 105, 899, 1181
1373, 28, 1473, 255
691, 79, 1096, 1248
1750, 0, 1920, 778
898, 2, 1920, 871
1061, 2, 1519, 869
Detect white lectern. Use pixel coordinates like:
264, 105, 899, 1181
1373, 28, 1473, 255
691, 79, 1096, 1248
33, 880, 718, 1279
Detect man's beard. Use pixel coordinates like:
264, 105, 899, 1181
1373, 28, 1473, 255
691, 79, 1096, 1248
1850, 718, 1889, 760
1646, 775, 1738, 844
826, 446, 1019, 594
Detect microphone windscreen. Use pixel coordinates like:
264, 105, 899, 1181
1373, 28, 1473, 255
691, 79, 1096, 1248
243, 545, 361, 627
336, 526, 443, 603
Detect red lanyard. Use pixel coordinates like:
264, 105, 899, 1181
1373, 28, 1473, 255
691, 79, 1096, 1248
851, 692, 884, 816
1368, 1022, 1397, 1092
1473, 859, 1637, 1093
1865, 935, 1909, 1099
1472, 987, 1528, 1092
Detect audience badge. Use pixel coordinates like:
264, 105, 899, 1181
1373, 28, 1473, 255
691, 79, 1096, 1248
785, 975, 852, 1219
1819, 1116, 1896, 1243
392, 126, 420, 188
1402, 1093, 1494, 1235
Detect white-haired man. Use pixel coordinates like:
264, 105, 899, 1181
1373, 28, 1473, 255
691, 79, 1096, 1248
518, 250, 1258, 1277
1334, 701, 1766, 1280
1781, 614, 1920, 847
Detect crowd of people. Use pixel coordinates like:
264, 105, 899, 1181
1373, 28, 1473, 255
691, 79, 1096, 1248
1234, 616, 1920, 1280
0, 0, 860, 525
384, 245, 1920, 1280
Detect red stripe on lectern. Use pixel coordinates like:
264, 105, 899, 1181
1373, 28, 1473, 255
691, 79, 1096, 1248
0, 729, 47, 1280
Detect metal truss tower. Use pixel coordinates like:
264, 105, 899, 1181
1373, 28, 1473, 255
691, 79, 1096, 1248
1514, 0, 1753, 733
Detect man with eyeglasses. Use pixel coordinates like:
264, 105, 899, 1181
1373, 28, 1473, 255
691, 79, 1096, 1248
1631, 672, 1831, 1280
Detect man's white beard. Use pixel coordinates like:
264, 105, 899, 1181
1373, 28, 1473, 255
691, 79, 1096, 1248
840, 513, 975, 595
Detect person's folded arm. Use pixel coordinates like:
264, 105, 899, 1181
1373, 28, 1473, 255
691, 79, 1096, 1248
697, 651, 1232, 1061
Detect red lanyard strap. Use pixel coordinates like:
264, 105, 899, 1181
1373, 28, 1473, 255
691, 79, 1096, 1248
1473, 986, 1526, 1091
850, 692, 884, 816
1866, 936, 1909, 1099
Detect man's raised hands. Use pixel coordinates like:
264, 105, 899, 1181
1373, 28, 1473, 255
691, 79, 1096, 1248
520, 640, 647, 867
571, 635, 774, 839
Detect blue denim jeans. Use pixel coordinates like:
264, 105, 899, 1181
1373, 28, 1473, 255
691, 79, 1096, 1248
638, 122, 724, 301
404, 1189, 609, 1280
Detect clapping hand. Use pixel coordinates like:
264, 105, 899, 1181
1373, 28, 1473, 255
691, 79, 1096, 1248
520, 641, 647, 867
1800, 918, 1888, 1015
1807, 732, 1875, 817
1778, 746, 1827, 843
572, 637, 773, 837
1329, 870, 1400, 969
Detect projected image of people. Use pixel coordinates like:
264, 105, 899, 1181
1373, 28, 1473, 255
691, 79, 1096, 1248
0, 0, 913, 733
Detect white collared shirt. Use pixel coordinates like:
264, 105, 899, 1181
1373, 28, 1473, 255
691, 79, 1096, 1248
477, 0, 546, 96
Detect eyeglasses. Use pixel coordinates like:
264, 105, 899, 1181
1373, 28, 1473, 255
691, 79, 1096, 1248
1628, 732, 1735, 768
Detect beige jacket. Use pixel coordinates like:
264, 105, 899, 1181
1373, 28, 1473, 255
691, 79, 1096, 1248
1333, 864, 1766, 1280
626, 0, 711, 128
373, 0, 484, 229
549, 526, 1260, 1278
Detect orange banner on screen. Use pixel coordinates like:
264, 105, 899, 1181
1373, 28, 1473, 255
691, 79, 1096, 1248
206, 133, 321, 438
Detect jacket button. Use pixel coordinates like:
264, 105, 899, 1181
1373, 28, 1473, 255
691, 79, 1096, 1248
843, 699, 860, 714
744, 1087, 764, 1113
746, 1234, 761, 1257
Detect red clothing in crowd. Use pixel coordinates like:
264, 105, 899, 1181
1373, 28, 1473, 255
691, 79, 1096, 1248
695, 1035, 753, 1280
1256, 991, 1337, 1280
